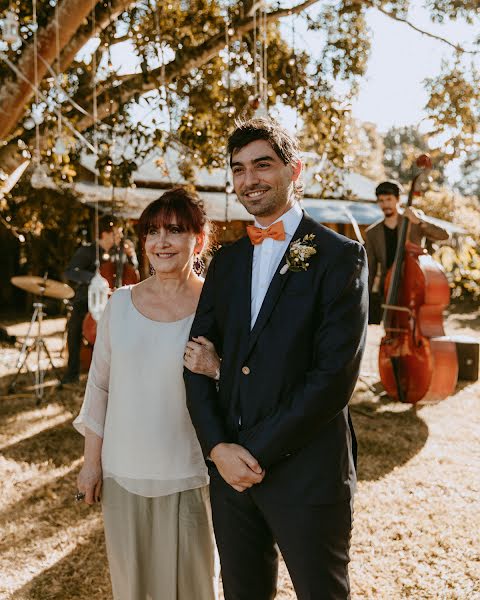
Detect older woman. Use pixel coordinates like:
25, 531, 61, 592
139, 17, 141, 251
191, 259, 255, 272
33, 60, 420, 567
74, 188, 220, 600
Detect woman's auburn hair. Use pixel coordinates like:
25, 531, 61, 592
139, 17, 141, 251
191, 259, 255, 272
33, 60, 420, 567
138, 187, 210, 243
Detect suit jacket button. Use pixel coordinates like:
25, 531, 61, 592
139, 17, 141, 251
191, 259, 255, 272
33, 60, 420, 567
242, 366, 250, 375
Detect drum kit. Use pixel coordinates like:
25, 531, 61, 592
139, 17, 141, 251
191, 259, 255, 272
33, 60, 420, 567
8, 274, 74, 401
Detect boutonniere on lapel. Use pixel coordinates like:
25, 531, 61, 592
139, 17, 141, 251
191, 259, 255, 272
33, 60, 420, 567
280, 234, 317, 274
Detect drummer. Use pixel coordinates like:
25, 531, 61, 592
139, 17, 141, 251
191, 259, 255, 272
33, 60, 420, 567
62, 215, 138, 384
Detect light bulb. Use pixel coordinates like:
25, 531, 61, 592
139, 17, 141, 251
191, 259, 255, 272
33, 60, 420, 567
31, 163, 56, 190
2, 11, 19, 45
23, 117, 35, 130
53, 137, 67, 155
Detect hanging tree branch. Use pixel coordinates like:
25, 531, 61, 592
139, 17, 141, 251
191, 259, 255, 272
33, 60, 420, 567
0, 0, 98, 142
1, 0, 478, 187
370, 2, 479, 54
75, 0, 322, 131
58, 0, 133, 72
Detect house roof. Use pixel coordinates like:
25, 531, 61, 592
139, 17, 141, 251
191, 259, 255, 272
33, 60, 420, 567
80, 147, 379, 201
77, 148, 465, 234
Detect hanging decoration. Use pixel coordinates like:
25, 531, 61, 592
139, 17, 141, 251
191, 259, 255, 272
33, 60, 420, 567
291, 15, 299, 133
31, 163, 56, 189
28, 0, 56, 189
244, 2, 269, 118
87, 1, 109, 322
224, 11, 233, 221
52, 0, 68, 158
1, 9, 20, 45
88, 271, 110, 322
250, 2, 268, 118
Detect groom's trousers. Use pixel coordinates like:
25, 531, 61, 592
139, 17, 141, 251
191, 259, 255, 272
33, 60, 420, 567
209, 468, 353, 600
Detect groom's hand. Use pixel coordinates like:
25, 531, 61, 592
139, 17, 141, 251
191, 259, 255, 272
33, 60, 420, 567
210, 443, 265, 492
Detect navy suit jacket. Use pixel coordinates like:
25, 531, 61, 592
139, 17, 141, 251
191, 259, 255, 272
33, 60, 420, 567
184, 213, 369, 504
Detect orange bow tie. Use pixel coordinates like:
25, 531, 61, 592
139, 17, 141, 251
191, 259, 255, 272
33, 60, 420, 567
246, 221, 286, 245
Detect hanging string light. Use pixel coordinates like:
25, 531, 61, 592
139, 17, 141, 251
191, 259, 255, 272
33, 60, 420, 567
1, 49, 96, 154
30, 0, 56, 189
291, 14, 299, 134
88, 0, 109, 322
53, 0, 68, 156
224, 10, 234, 221
248, 2, 268, 118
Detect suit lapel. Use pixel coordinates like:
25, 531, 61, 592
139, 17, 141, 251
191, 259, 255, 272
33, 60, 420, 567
376, 223, 387, 271
245, 213, 313, 357
239, 238, 253, 332
229, 237, 253, 357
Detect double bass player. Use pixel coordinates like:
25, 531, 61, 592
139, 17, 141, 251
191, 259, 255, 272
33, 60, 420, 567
365, 180, 449, 322
370, 164, 457, 405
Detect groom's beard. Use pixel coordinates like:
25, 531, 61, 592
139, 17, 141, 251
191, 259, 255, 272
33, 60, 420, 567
238, 185, 289, 218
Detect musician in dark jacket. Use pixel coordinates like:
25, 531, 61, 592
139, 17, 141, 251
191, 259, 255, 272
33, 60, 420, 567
62, 216, 137, 384
184, 118, 368, 600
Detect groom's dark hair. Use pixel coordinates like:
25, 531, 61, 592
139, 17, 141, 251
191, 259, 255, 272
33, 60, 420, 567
227, 117, 303, 197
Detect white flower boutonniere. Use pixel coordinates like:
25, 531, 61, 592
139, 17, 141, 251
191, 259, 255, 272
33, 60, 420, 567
280, 234, 317, 274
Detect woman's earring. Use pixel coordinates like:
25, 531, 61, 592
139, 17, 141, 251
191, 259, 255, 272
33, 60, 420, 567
149, 263, 155, 276
193, 255, 205, 275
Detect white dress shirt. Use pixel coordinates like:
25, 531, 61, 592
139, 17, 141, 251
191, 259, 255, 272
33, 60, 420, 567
251, 202, 303, 328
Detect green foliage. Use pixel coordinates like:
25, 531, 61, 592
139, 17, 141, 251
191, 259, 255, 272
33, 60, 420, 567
308, 0, 370, 81
383, 126, 447, 187
0, 0, 479, 214
2, 180, 90, 279
414, 188, 480, 301
457, 150, 480, 200
348, 121, 386, 182
424, 60, 479, 158
436, 241, 480, 301
426, 0, 480, 23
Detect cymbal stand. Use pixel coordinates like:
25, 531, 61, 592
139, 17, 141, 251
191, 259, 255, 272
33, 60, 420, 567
8, 298, 62, 402
60, 299, 72, 359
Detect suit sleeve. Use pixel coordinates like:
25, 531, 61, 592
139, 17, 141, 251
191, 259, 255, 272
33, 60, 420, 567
184, 252, 229, 457
64, 246, 95, 284
418, 218, 449, 242
238, 243, 369, 469
364, 231, 378, 294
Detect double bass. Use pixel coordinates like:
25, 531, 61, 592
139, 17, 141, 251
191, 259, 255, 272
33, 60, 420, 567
378, 155, 458, 404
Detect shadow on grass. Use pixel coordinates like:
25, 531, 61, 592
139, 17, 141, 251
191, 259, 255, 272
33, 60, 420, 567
351, 398, 429, 482
446, 300, 480, 331
9, 526, 112, 600
0, 467, 93, 556
1, 419, 82, 467
0, 372, 84, 419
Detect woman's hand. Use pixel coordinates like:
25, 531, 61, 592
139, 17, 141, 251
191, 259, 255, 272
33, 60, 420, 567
77, 462, 103, 505
184, 336, 221, 379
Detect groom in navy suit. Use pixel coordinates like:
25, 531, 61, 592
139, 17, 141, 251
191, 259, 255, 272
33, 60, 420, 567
185, 118, 368, 600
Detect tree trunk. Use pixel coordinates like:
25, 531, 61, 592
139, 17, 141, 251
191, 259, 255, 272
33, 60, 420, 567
59, 0, 133, 72
0, 0, 96, 143
0, 143, 29, 188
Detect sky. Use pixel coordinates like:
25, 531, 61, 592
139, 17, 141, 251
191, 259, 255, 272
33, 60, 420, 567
347, 4, 478, 132
282, 1, 478, 134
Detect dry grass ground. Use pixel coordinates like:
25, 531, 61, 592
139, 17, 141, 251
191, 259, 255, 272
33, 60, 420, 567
0, 306, 479, 599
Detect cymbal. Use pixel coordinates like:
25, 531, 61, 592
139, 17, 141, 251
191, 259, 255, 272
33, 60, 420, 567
11, 276, 75, 300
